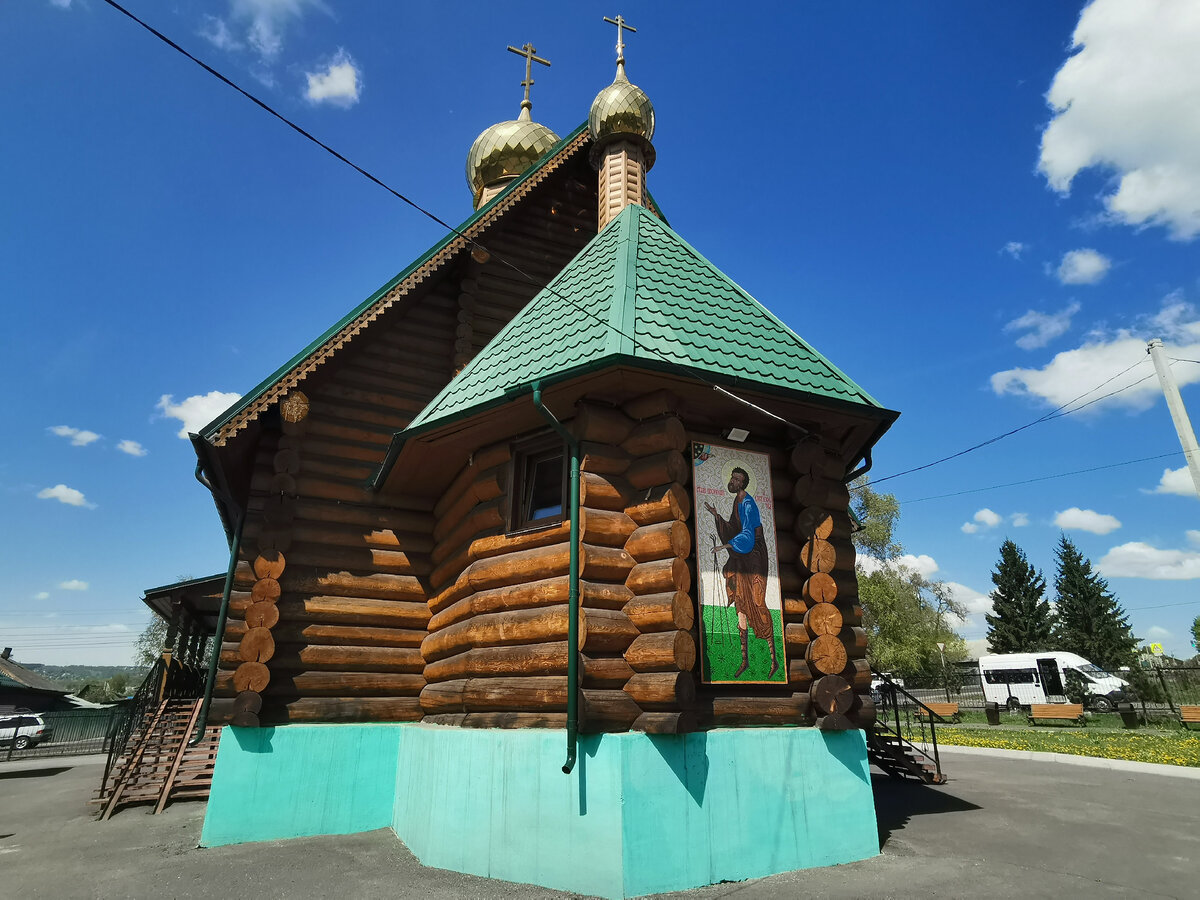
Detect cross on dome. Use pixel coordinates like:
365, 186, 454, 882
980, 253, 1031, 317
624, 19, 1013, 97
506, 42, 551, 120
603, 15, 636, 79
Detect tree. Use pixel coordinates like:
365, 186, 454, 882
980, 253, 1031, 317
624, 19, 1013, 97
851, 480, 968, 683
1192, 614, 1199, 654
134, 614, 169, 666
984, 539, 1054, 653
1052, 534, 1139, 671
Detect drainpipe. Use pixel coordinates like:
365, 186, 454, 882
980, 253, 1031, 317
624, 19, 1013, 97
189, 461, 245, 747
531, 382, 580, 774
844, 445, 873, 484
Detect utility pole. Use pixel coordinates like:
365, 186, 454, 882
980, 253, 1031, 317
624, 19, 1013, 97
1147, 339, 1200, 500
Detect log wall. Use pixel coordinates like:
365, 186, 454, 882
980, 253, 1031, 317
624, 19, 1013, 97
788, 441, 873, 731
414, 390, 874, 734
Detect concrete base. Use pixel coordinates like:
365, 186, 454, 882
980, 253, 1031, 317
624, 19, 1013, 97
202, 724, 879, 898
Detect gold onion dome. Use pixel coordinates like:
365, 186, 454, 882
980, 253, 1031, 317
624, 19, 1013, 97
466, 107, 560, 206
589, 66, 655, 146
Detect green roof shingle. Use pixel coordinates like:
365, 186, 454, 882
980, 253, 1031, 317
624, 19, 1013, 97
403, 203, 883, 436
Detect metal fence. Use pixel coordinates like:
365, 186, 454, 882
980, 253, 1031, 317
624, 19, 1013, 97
2, 707, 127, 762
902, 666, 1200, 722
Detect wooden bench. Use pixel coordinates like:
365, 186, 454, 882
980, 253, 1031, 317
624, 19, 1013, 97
916, 702, 960, 723
1180, 705, 1200, 730
1028, 703, 1086, 726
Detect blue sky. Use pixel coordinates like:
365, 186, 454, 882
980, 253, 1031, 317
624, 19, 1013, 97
3, 0, 1198, 665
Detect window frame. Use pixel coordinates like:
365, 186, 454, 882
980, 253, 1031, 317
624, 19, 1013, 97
506, 431, 568, 536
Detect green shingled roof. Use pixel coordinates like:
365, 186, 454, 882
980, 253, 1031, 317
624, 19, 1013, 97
402, 203, 882, 435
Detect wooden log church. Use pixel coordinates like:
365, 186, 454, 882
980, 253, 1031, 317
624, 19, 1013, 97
177, 21, 898, 898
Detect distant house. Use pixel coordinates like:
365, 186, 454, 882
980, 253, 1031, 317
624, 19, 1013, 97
0, 648, 73, 714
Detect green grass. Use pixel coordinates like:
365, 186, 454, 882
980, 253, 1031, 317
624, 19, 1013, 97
929, 726, 1200, 767
699, 605, 786, 683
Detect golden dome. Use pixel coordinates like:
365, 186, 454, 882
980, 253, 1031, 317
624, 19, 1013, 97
466, 107, 560, 206
589, 66, 655, 145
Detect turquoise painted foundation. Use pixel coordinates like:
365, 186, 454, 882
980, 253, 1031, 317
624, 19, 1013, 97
200, 724, 401, 847
202, 724, 879, 898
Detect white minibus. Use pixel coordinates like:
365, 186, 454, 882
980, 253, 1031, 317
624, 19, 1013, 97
978, 652, 1130, 712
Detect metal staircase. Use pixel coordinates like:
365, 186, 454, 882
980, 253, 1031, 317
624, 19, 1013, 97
866, 674, 947, 785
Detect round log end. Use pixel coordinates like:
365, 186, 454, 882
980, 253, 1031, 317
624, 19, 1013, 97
232, 660, 270, 693
251, 577, 282, 603
249, 549, 284, 578
802, 572, 837, 605
807, 634, 848, 676
244, 600, 281, 630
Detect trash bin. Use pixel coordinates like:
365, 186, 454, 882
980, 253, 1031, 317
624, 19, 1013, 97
1117, 702, 1139, 729
985, 701, 1001, 726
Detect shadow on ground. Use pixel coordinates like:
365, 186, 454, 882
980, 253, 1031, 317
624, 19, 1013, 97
0, 766, 73, 780
871, 771, 981, 849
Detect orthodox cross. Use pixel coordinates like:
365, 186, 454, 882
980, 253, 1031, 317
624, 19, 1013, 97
506, 42, 551, 113
603, 14, 636, 67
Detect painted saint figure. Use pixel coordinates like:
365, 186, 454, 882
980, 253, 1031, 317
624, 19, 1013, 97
704, 466, 779, 678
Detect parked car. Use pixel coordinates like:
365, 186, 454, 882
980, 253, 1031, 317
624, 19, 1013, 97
0, 713, 51, 749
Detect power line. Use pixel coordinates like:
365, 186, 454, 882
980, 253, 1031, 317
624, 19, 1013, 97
899, 449, 1184, 503
98, 0, 814, 437
1170, 357, 1200, 365
860, 357, 1151, 489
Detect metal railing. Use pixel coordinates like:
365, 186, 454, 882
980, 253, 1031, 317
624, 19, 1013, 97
2, 707, 125, 762
904, 665, 1200, 723
871, 670, 947, 782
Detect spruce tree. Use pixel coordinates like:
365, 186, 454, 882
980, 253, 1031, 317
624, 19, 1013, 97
1052, 534, 1139, 671
984, 539, 1054, 653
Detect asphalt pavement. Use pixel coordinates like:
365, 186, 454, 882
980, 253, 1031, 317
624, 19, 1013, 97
1, 751, 1196, 899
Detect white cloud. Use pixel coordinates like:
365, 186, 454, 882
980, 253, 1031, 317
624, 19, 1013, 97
1005, 301, 1081, 350
1188, 530, 1200, 546
962, 508, 1002, 533
1039, 1, 1200, 240
1099, 541, 1200, 580
1054, 507, 1122, 535
975, 508, 1003, 528
855, 553, 939, 581
1146, 625, 1172, 641
1056, 249, 1111, 285
946, 581, 992, 617
37, 484, 95, 508
116, 439, 148, 457
1153, 466, 1199, 498
49, 425, 100, 447
48, 0, 72, 8
157, 391, 241, 438
991, 295, 1200, 412
33, 591, 49, 600
1011, 513, 1030, 527
199, 16, 243, 51
229, 0, 328, 62
1002, 241, 1027, 260
58, 579, 89, 591
305, 49, 361, 107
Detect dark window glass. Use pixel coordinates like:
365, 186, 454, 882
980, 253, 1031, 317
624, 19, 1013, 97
525, 453, 564, 521
508, 435, 566, 533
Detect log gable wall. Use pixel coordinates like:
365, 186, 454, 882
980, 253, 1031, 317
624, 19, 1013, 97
209, 165, 599, 727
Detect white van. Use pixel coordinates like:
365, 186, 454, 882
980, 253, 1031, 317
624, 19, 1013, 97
978, 652, 1131, 712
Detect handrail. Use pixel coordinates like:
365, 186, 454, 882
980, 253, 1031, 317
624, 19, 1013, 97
870, 669, 943, 782
101, 656, 167, 792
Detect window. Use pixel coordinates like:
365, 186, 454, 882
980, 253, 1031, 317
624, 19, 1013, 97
508, 433, 566, 534
984, 668, 1038, 685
